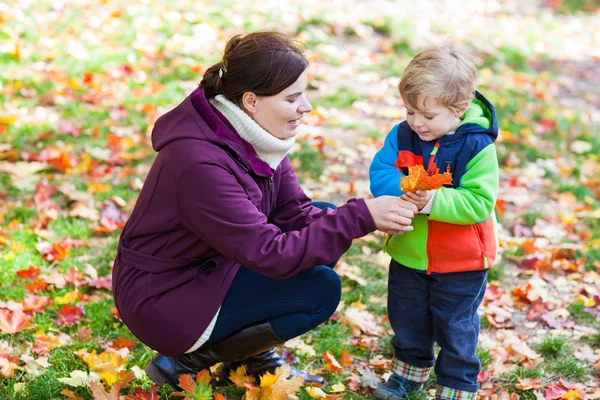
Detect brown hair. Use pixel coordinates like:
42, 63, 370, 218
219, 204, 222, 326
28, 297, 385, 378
200, 30, 308, 105
399, 42, 477, 113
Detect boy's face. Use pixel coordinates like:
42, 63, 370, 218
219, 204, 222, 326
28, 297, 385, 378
405, 97, 465, 142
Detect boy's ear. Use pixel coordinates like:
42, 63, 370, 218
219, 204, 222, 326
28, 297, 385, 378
455, 101, 469, 118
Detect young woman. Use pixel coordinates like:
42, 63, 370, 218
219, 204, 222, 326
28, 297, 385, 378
112, 30, 417, 389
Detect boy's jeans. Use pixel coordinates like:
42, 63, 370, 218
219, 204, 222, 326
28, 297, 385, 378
388, 260, 487, 393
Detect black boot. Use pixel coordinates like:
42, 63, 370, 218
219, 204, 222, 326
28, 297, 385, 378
221, 348, 325, 385
145, 322, 282, 389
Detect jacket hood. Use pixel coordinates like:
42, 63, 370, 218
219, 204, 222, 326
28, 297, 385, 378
151, 88, 273, 176
453, 91, 498, 142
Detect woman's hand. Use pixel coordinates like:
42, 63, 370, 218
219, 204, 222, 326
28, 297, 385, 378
365, 196, 418, 235
401, 190, 432, 211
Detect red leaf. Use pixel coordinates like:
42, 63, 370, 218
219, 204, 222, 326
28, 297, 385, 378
112, 337, 137, 350
56, 304, 85, 326
123, 386, 161, 400
16, 265, 42, 279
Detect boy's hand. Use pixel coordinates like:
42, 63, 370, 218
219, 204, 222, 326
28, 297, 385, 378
401, 190, 432, 211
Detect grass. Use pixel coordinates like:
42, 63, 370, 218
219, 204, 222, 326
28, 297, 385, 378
536, 335, 571, 359
567, 303, 597, 325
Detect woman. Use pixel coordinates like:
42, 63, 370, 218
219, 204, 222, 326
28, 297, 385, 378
112, 30, 417, 389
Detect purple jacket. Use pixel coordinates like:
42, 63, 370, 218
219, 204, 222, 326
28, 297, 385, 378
112, 88, 376, 356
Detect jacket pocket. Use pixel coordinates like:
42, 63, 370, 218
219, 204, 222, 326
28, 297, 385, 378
427, 220, 490, 274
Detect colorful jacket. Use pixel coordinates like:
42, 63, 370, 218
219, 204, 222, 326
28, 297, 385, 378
112, 88, 376, 356
369, 91, 499, 274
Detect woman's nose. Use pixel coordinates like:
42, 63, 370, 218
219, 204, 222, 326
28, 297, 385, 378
298, 95, 313, 113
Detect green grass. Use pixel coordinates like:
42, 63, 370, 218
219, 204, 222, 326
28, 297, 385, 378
536, 335, 571, 359
567, 303, 597, 325
547, 357, 590, 381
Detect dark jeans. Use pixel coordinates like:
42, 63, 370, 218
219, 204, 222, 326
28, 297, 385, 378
388, 260, 487, 392
205, 202, 340, 345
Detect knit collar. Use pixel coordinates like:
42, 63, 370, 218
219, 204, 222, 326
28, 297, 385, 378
210, 95, 295, 170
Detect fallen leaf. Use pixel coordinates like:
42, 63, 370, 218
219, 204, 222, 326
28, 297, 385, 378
0, 309, 36, 334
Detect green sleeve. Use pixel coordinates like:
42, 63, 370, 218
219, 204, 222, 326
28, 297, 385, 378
428, 144, 499, 225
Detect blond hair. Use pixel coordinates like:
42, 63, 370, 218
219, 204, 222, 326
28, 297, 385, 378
399, 43, 477, 113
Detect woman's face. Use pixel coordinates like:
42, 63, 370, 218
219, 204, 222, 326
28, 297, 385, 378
245, 69, 312, 140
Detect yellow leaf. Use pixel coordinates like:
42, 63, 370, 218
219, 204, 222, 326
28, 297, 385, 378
259, 371, 279, 388
563, 389, 583, 400
9, 241, 24, 253
330, 383, 346, 393
55, 291, 79, 305
306, 386, 327, 398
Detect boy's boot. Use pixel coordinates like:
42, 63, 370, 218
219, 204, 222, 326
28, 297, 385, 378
145, 322, 281, 390
220, 348, 324, 384
373, 373, 424, 400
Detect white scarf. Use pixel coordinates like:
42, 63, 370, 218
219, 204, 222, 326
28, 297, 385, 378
210, 95, 295, 170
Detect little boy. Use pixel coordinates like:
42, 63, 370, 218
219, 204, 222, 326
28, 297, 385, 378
369, 43, 499, 400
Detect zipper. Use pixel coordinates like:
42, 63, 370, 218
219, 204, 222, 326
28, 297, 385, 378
475, 223, 488, 269
225, 146, 250, 174
268, 176, 273, 192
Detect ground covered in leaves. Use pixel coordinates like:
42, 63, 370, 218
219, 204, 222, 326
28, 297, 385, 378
1, 0, 599, 399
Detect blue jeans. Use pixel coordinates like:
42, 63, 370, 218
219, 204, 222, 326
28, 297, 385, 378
388, 260, 487, 392
205, 202, 340, 344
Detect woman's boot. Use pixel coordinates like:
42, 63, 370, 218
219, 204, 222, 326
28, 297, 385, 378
145, 321, 282, 389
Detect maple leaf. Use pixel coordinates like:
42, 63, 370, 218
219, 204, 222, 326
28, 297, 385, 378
77, 348, 129, 386
246, 365, 304, 400
400, 164, 452, 192
32, 331, 70, 354
339, 348, 353, 367
338, 307, 383, 336
22, 294, 51, 312
58, 370, 102, 387
90, 381, 123, 400
24, 278, 49, 293
16, 265, 42, 279
323, 351, 343, 373
123, 386, 161, 400
0, 356, 19, 378
56, 304, 85, 326
516, 377, 542, 390
229, 365, 256, 388
60, 390, 85, 400
0, 309, 36, 334
172, 370, 213, 400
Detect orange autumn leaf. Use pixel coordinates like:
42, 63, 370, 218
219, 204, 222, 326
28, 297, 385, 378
322, 351, 343, 373
229, 365, 256, 388
60, 390, 85, 400
173, 370, 213, 399
339, 348, 353, 367
400, 164, 452, 192
214, 394, 226, 400
400, 165, 428, 193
